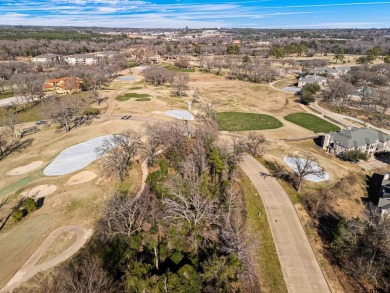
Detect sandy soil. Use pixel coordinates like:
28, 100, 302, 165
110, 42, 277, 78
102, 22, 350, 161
21, 184, 57, 199
66, 171, 97, 185
6, 161, 43, 176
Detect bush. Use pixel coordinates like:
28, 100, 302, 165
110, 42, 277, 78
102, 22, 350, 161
302, 83, 321, 94
341, 150, 368, 162
24, 197, 37, 213
300, 92, 315, 105
84, 108, 100, 116
300, 83, 320, 104
12, 209, 24, 222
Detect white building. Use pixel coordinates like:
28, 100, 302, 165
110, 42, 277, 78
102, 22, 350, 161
63, 54, 101, 66
32, 54, 61, 64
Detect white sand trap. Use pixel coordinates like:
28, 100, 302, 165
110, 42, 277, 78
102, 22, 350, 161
284, 157, 330, 182
44, 135, 115, 176
165, 110, 194, 121
67, 171, 97, 185
6, 161, 43, 176
22, 184, 57, 198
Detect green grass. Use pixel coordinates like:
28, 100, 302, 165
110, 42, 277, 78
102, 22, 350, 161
284, 112, 340, 133
216, 112, 283, 131
240, 172, 287, 293
135, 98, 151, 102
162, 63, 195, 73
129, 86, 143, 90
0, 91, 14, 100
116, 93, 150, 101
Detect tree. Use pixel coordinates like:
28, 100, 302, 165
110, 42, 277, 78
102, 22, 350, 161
3, 113, 18, 140
24, 197, 37, 213
384, 55, 390, 64
174, 56, 191, 68
12, 209, 23, 222
172, 73, 189, 98
269, 45, 286, 59
333, 47, 345, 64
289, 155, 325, 192
227, 44, 240, 55
242, 55, 251, 64
41, 96, 84, 132
341, 150, 368, 162
96, 130, 142, 181
243, 133, 267, 157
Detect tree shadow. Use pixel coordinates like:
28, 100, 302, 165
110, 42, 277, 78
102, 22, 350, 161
36, 197, 45, 209
0, 138, 34, 160
363, 173, 383, 205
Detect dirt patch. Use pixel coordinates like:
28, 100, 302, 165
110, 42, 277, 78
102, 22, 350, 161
6, 161, 43, 176
22, 184, 57, 199
66, 171, 97, 185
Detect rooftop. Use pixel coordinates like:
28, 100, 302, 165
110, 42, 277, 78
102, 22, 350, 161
329, 127, 390, 148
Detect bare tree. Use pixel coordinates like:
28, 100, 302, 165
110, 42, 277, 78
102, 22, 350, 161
243, 132, 267, 157
96, 130, 142, 181
3, 113, 18, 140
172, 73, 189, 98
289, 155, 325, 192
143, 123, 164, 166
97, 192, 150, 239
40, 96, 84, 132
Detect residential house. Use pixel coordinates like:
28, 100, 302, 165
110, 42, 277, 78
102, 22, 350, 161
321, 127, 390, 156
133, 48, 161, 64
379, 173, 390, 216
43, 77, 82, 94
63, 54, 101, 66
298, 74, 327, 88
349, 86, 376, 101
32, 54, 61, 64
95, 51, 118, 58
310, 66, 350, 78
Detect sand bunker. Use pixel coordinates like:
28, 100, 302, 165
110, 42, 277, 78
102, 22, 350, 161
44, 135, 115, 176
6, 161, 43, 176
22, 184, 57, 198
117, 76, 137, 81
165, 110, 194, 121
284, 157, 330, 182
66, 171, 97, 185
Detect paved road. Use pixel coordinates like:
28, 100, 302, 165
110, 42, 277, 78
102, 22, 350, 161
1, 226, 92, 293
240, 155, 330, 293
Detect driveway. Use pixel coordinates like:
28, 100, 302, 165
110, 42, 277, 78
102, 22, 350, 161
1, 226, 92, 292
240, 155, 330, 293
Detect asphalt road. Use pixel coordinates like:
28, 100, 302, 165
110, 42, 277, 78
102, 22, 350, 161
240, 155, 330, 293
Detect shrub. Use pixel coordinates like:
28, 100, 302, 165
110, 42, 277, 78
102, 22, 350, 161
12, 209, 24, 222
341, 150, 368, 162
24, 197, 37, 213
300, 83, 320, 104
84, 108, 100, 116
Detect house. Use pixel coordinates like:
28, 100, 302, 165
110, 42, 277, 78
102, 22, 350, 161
63, 54, 101, 66
132, 49, 161, 64
298, 75, 327, 88
43, 77, 82, 94
349, 86, 376, 100
95, 51, 118, 58
31, 54, 61, 64
321, 127, 390, 156
379, 173, 390, 216
310, 66, 350, 78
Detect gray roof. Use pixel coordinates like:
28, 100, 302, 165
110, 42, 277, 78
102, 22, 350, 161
33, 54, 60, 58
379, 198, 390, 210
64, 54, 100, 59
329, 127, 390, 148
299, 74, 327, 83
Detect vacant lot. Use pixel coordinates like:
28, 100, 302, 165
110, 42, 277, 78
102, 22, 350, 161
217, 112, 283, 131
284, 113, 340, 133
116, 93, 150, 101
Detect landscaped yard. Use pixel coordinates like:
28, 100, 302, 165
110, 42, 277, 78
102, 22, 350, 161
162, 63, 195, 73
284, 112, 340, 133
216, 112, 283, 131
116, 93, 150, 101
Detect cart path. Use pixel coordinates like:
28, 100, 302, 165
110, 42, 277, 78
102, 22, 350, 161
1, 226, 92, 293
240, 155, 330, 293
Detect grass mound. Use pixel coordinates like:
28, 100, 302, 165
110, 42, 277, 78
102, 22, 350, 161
284, 112, 340, 133
216, 112, 283, 131
135, 98, 151, 102
116, 93, 150, 101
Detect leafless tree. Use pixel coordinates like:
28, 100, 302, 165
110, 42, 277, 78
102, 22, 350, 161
143, 123, 164, 166
96, 130, 142, 181
40, 96, 84, 132
172, 73, 189, 98
289, 155, 325, 192
174, 56, 191, 68
97, 192, 151, 239
3, 113, 18, 140
243, 132, 267, 157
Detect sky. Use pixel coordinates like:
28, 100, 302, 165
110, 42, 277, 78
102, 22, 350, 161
0, 0, 390, 29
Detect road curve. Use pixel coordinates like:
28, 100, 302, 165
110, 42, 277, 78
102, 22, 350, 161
1, 226, 92, 293
240, 155, 330, 293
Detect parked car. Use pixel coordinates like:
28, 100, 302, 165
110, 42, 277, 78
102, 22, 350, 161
36, 120, 47, 125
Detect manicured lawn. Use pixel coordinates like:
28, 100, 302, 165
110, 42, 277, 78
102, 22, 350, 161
284, 112, 340, 133
239, 172, 287, 293
216, 112, 283, 131
116, 93, 150, 101
162, 63, 195, 73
